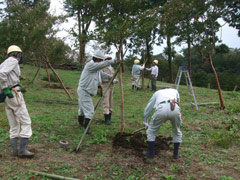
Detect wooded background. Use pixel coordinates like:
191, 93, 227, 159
0, 0, 239, 92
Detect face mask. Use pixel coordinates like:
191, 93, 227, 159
19, 53, 24, 64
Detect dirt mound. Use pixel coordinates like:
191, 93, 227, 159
113, 132, 172, 156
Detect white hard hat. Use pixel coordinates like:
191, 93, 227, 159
134, 59, 140, 64
153, 60, 158, 64
93, 50, 104, 60
7, 45, 22, 55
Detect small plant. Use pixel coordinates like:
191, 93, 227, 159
219, 176, 235, 180
161, 174, 175, 180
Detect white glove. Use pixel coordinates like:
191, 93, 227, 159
143, 122, 148, 130
113, 79, 118, 84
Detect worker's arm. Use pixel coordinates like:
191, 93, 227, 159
138, 64, 145, 70
100, 70, 112, 81
88, 59, 114, 72
0, 59, 18, 89
145, 67, 151, 71
143, 94, 156, 125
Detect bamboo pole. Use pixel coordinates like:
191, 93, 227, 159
75, 63, 121, 152
42, 55, 73, 100
29, 170, 79, 180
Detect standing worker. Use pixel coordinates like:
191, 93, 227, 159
146, 60, 158, 92
77, 51, 115, 134
0, 45, 34, 157
131, 59, 145, 90
143, 87, 182, 159
101, 62, 118, 125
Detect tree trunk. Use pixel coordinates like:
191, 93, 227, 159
142, 53, 145, 90
187, 34, 192, 78
79, 40, 86, 64
117, 43, 125, 132
167, 35, 173, 83
208, 54, 225, 109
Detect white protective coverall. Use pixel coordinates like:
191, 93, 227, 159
144, 88, 182, 143
131, 64, 145, 88
0, 57, 32, 139
77, 59, 114, 119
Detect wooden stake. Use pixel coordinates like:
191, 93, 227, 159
31, 66, 41, 84
45, 63, 51, 87
42, 55, 73, 100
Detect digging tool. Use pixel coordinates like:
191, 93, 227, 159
131, 127, 145, 134
75, 63, 121, 152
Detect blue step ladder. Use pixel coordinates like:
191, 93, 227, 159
175, 66, 198, 110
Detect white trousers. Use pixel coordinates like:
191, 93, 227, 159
5, 92, 32, 139
78, 88, 94, 119
132, 76, 141, 88
101, 83, 114, 115
147, 103, 182, 143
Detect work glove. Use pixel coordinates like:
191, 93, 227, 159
113, 79, 118, 84
3, 88, 13, 98
143, 122, 148, 130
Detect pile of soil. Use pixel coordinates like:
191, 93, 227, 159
113, 132, 172, 156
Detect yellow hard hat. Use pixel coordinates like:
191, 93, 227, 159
134, 59, 140, 64
153, 60, 158, 64
7, 45, 22, 55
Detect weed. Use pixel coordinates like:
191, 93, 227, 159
219, 176, 235, 180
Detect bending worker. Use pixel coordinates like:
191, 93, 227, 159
0, 45, 34, 157
131, 59, 145, 90
146, 60, 158, 92
77, 50, 115, 134
143, 87, 182, 159
101, 62, 118, 125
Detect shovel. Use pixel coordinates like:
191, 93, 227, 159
119, 127, 146, 137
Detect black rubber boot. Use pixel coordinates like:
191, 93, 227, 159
109, 112, 112, 121
84, 118, 92, 134
105, 114, 111, 125
11, 137, 18, 156
19, 138, 34, 158
173, 143, 180, 159
132, 85, 134, 90
143, 141, 155, 158
78, 115, 84, 127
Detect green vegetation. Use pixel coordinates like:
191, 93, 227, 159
0, 65, 239, 179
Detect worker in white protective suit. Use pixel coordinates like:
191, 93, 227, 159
146, 60, 159, 92
0, 45, 34, 158
101, 61, 118, 125
77, 50, 115, 134
131, 59, 145, 90
143, 87, 182, 159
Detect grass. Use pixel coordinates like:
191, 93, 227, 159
0, 64, 239, 180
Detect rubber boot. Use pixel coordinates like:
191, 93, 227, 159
109, 112, 112, 121
84, 118, 92, 134
19, 138, 34, 158
11, 137, 18, 156
173, 143, 180, 159
143, 141, 155, 158
132, 85, 134, 90
78, 115, 84, 127
105, 114, 111, 125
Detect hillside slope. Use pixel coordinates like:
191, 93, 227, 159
0, 65, 239, 179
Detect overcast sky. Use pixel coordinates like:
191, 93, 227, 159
50, 0, 240, 56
